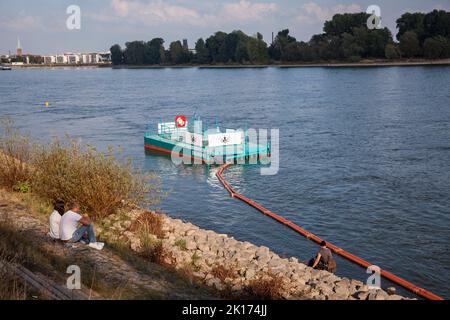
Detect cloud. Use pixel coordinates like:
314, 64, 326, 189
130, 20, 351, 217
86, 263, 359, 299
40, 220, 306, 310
297, 2, 362, 24
107, 0, 277, 26
221, 0, 278, 22
111, 0, 200, 24
0, 15, 44, 30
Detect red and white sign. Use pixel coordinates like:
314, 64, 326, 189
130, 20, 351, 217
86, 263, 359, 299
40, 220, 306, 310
175, 115, 186, 128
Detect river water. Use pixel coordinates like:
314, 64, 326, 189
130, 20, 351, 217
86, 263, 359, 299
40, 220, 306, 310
1, 66, 449, 298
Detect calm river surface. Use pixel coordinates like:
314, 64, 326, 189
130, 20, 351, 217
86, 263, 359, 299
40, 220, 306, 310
1, 66, 449, 298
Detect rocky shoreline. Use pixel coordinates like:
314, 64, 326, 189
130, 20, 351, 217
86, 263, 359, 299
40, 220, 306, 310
99, 208, 411, 300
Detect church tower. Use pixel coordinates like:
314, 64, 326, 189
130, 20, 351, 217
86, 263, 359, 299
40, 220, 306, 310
16, 37, 22, 56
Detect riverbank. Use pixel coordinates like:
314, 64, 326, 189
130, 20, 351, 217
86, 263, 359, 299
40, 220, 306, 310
6, 59, 450, 70
0, 188, 408, 300
98, 206, 409, 300
108, 58, 450, 69
0, 190, 217, 300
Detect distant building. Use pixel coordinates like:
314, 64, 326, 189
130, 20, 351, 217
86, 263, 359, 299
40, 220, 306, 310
43, 55, 56, 64
81, 53, 90, 64
42, 52, 111, 65
16, 37, 22, 57
98, 52, 111, 62
182, 39, 189, 51
66, 53, 79, 64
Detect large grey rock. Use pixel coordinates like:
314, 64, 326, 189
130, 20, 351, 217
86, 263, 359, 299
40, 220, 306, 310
245, 268, 256, 279
256, 253, 271, 265
387, 287, 397, 295
255, 246, 270, 257
197, 243, 210, 252
367, 289, 389, 300
353, 290, 369, 300
185, 239, 197, 250
333, 279, 351, 298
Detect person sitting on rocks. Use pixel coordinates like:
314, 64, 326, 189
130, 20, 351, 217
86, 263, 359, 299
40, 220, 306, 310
48, 201, 65, 240
309, 241, 336, 273
60, 202, 104, 250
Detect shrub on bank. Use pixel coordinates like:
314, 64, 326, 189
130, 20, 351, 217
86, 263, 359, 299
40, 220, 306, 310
244, 274, 285, 300
0, 119, 33, 190
0, 119, 160, 218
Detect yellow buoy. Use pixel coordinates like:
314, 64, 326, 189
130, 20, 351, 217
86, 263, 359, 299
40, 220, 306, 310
44, 101, 49, 107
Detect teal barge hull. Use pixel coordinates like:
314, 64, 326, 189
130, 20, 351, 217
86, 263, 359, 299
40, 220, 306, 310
144, 133, 270, 165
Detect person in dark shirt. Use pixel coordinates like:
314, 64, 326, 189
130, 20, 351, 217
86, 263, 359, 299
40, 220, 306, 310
309, 241, 336, 273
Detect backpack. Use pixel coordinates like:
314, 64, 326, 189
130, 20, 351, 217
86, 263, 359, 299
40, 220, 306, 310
327, 256, 336, 273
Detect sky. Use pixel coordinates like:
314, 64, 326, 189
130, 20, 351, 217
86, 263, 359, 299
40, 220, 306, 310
1, 0, 449, 55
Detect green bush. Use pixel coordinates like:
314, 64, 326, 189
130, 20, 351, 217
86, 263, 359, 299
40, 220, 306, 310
13, 182, 31, 193
385, 44, 401, 59
0, 119, 160, 219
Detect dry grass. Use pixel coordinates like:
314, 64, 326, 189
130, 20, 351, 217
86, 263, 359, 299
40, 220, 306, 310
0, 217, 48, 300
0, 267, 29, 300
0, 219, 28, 300
0, 118, 33, 191
149, 242, 175, 267
244, 273, 285, 300
129, 210, 165, 239
138, 238, 175, 267
211, 264, 237, 282
129, 212, 173, 266
0, 119, 161, 219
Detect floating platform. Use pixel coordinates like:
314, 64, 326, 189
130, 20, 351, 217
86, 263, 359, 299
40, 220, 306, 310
144, 115, 270, 164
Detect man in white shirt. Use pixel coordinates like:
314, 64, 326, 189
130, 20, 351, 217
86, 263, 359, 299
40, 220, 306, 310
60, 202, 104, 250
48, 201, 64, 239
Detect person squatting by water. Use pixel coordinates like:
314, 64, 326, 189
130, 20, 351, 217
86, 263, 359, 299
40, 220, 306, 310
50, 201, 104, 250
308, 241, 336, 273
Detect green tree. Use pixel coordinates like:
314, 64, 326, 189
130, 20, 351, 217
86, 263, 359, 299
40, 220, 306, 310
144, 38, 165, 64
423, 37, 442, 59
233, 30, 252, 63
222, 32, 240, 62
247, 33, 269, 63
282, 41, 315, 62
340, 32, 363, 60
169, 41, 184, 64
423, 10, 450, 40
205, 32, 228, 63
324, 13, 369, 36
110, 44, 123, 65
351, 27, 393, 58
396, 12, 425, 42
194, 38, 210, 64
235, 41, 249, 63
309, 34, 340, 60
423, 36, 450, 59
123, 41, 146, 65
268, 29, 296, 61
399, 31, 421, 58
384, 44, 401, 59
168, 40, 192, 64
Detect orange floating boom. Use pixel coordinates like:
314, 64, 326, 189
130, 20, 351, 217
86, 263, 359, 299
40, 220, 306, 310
216, 163, 443, 301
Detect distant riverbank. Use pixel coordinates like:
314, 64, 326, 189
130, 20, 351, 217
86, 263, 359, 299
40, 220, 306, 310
7, 59, 450, 70
110, 59, 450, 69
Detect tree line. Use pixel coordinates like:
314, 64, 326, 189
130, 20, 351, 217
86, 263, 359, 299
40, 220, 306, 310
110, 9, 450, 66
